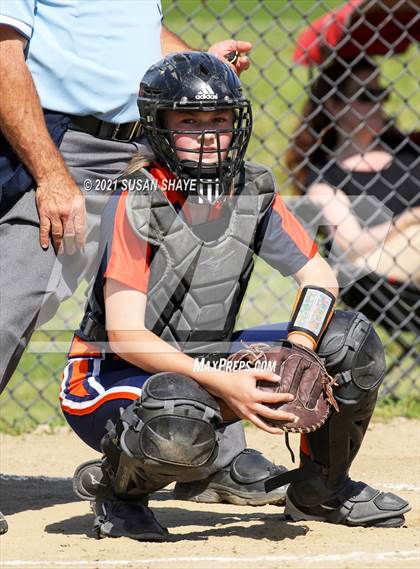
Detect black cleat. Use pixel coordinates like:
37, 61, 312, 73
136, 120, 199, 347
174, 448, 288, 506
92, 499, 168, 541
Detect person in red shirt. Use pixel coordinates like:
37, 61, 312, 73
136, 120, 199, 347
62, 53, 409, 541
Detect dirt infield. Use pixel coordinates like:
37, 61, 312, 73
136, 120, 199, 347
0, 418, 419, 569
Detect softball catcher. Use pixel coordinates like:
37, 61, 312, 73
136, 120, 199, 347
63, 53, 409, 540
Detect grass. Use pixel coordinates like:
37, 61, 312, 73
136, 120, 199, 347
374, 395, 420, 421
0, 0, 418, 432
163, 0, 419, 182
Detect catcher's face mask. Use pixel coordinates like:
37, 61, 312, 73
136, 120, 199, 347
162, 109, 235, 204
138, 51, 252, 204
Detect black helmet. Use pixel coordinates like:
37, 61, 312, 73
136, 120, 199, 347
138, 51, 252, 203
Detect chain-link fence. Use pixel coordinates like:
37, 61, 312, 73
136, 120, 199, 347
0, 0, 418, 432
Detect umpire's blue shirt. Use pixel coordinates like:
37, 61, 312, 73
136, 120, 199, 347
0, 0, 162, 123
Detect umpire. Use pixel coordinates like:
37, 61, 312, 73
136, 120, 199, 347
0, 0, 251, 534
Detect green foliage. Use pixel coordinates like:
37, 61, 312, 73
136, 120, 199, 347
0, 1, 418, 433
163, 0, 419, 182
374, 395, 420, 420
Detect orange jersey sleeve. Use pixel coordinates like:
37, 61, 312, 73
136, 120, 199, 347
104, 192, 150, 293
272, 193, 317, 259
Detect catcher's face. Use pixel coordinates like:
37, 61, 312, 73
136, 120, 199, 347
164, 110, 234, 164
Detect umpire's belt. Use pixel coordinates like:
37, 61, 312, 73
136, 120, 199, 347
69, 115, 142, 142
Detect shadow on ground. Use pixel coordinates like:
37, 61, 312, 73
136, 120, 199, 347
1, 476, 77, 515
2, 476, 309, 542
0, 477, 173, 515
46, 505, 308, 542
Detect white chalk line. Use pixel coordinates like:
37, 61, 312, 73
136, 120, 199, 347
1, 474, 419, 493
0, 474, 72, 483
373, 482, 420, 492
1, 551, 419, 567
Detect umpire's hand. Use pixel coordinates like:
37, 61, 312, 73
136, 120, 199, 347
208, 40, 252, 75
36, 170, 86, 255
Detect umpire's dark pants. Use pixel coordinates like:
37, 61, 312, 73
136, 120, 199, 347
0, 127, 146, 391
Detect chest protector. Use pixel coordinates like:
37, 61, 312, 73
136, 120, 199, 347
79, 163, 276, 356
126, 162, 275, 356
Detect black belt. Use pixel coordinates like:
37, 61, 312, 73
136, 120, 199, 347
69, 115, 142, 142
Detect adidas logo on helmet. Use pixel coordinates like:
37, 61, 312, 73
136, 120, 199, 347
195, 85, 218, 100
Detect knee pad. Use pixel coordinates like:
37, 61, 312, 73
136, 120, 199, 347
318, 310, 385, 403
118, 373, 223, 472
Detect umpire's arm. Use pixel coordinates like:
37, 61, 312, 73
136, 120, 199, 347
0, 25, 85, 254
160, 24, 192, 54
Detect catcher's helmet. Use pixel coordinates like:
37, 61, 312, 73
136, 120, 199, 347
138, 52, 252, 203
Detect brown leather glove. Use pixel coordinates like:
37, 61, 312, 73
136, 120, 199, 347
228, 340, 339, 433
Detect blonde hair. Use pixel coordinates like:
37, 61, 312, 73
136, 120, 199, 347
123, 151, 154, 176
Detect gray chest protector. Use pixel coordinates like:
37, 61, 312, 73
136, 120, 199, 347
126, 163, 275, 356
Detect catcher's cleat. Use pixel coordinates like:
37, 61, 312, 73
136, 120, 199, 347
0, 512, 8, 535
285, 479, 411, 528
73, 459, 114, 501
73, 459, 149, 505
92, 499, 168, 541
173, 448, 288, 506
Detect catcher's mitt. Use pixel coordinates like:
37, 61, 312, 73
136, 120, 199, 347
228, 340, 339, 433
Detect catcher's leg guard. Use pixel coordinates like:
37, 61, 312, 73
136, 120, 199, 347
174, 448, 288, 506
114, 372, 223, 488
74, 372, 223, 503
74, 373, 223, 540
298, 310, 385, 493
275, 311, 410, 527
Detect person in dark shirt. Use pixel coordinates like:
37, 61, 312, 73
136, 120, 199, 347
286, 57, 419, 285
